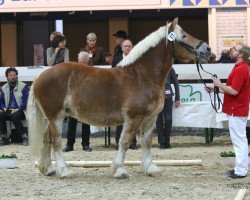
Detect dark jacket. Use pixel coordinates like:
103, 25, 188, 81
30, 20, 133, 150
215, 55, 233, 63
111, 54, 123, 68
113, 45, 123, 60
166, 68, 180, 101
81, 46, 107, 66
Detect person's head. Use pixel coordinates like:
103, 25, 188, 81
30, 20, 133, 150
121, 39, 133, 56
5, 67, 18, 86
221, 49, 230, 58
113, 30, 128, 46
51, 35, 66, 49
86, 33, 97, 48
78, 51, 90, 64
230, 44, 250, 63
50, 31, 63, 42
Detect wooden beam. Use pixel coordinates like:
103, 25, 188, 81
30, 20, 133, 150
35, 160, 202, 168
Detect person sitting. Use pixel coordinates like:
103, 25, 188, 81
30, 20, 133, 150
0, 67, 29, 146
215, 49, 233, 63
63, 51, 92, 152
112, 39, 138, 150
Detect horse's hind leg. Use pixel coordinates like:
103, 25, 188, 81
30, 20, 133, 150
50, 119, 71, 178
111, 119, 141, 179
38, 127, 55, 176
140, 117, 161, 176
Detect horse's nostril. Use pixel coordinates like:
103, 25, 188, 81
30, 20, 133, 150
207, 47, 211, 52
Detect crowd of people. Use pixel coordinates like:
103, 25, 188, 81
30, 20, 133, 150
0, 29, 250, 180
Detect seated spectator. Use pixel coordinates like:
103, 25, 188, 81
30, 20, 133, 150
215, 49, 233, 63
63, 51, 92, 152
0, 67, 29, 146
81, 33, 107, 66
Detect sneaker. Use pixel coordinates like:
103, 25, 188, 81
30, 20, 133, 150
83, 145, 92, 152
63, 146, 74, 152
227, 172, 247, 179
0, 137, 10, 146
22, 136, 29, 146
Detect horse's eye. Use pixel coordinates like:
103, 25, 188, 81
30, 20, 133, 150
183, 35, 187, 38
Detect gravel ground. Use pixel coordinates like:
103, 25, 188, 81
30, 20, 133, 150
0, 134, 249, 200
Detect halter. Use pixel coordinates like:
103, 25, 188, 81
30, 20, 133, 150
178, 40, 206, 59
167, 30, 223, 113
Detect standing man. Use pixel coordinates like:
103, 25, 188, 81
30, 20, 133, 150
112, 30, 128, 66
112, 39, 138, 150
206, 44, 250, 179
63, 51, 92, 152
0, 67, 29, 146
156, 67, 180, 149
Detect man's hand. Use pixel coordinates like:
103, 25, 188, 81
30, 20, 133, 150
205, 86, 214, 93
212, 76, 222, 87
10, 109, 19, 114
175, 101, 180, 108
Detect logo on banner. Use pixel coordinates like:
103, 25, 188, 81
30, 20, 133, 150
179, 85, 202, 102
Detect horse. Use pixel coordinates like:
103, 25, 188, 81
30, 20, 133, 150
27, 18, 211, 179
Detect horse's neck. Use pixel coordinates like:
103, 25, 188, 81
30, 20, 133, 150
131, 40, 173, 84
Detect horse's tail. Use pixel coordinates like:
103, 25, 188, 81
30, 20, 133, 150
27, 84, 48, 158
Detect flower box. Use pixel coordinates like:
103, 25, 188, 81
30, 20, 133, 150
0, 158, 17, 169
0, 153, 17, 169
220, 157, 250, 167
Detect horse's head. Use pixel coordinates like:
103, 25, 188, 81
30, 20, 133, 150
167, 18, 212, 63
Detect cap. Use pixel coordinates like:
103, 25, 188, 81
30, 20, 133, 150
113, 30, 128, 39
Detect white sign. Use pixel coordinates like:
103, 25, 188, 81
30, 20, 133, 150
34, 44, 44, 66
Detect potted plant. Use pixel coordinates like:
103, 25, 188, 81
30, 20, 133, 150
0, 152, 17, 169
220, 151, 250, 167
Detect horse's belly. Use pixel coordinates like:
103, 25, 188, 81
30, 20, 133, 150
76, 109, 123, 127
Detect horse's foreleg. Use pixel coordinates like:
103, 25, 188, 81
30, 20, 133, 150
111, 120, 140, 179
141, 118, 161, 176
37, 127, 55, 176
50, 120, 71, 178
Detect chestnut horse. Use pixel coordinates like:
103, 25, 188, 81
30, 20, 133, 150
27, 18, 211, 178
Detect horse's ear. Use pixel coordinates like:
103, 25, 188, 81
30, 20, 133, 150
172, 17, 178, 29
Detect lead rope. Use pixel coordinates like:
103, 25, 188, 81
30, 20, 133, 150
196, 60, 223, 113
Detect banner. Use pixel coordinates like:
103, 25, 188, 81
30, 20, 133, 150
0, 0, 249, 13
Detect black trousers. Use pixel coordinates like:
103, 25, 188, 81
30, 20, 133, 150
115, 125, 137, 146
0, 110, 26, 137
66, 117, 90, 147
156, 98, 173, 147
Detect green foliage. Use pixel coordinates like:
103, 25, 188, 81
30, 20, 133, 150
0, 153, 17, 159
220, 151, 235, 157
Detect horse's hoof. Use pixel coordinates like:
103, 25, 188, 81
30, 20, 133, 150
145, 164, 161, 177
57, 167, 72, 178
45, 165, 56, 176
114, 167, 129, 179
116, 173, 129, 179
